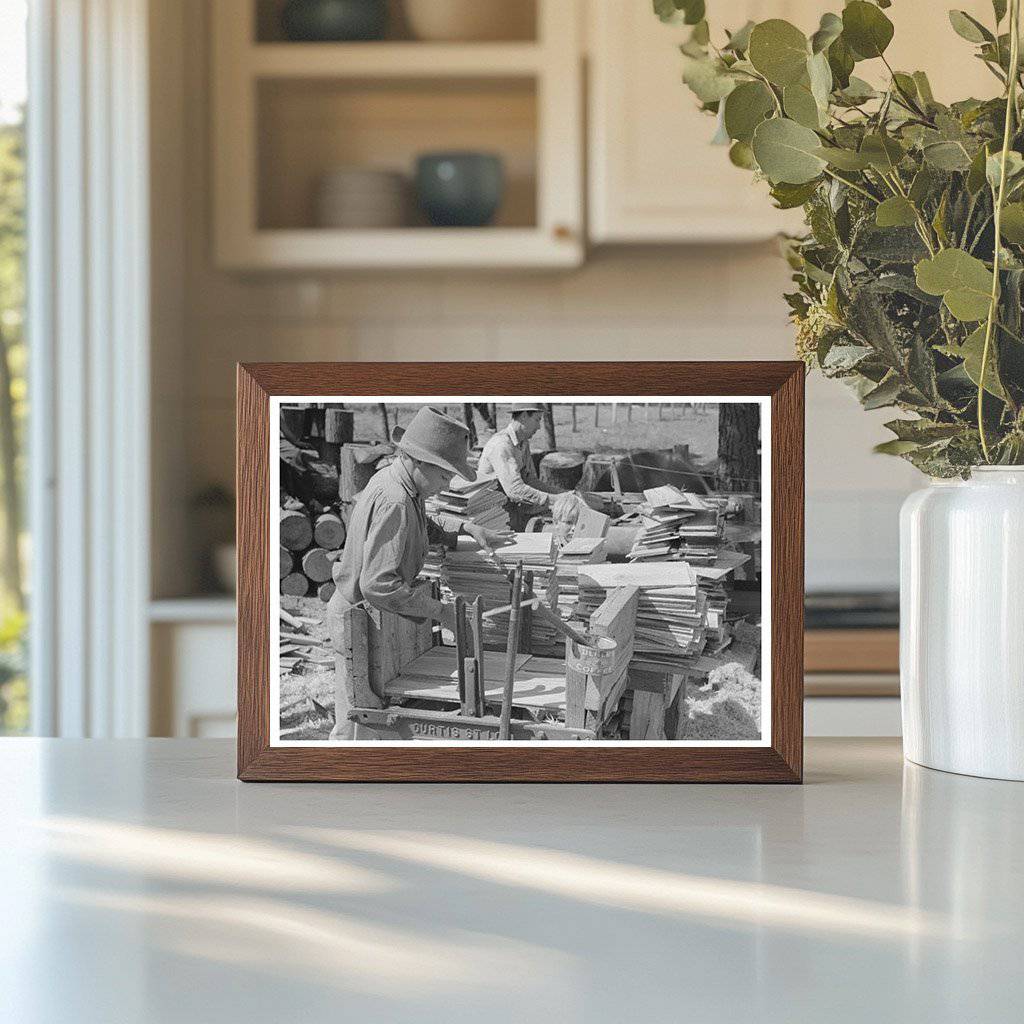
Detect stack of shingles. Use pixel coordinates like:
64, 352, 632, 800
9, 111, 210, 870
425, 475, 510, 533
627, 485, 698, 561
529, 537, 607, 655
575, 562, 708, 668
423, 533, 557, 649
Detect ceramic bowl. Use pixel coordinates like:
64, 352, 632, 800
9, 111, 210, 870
314, 167, 409, 228
280, 0, 388, 42
404, 0, 534, 42
415, 152, 504, 227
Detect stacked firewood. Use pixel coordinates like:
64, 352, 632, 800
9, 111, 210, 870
279, 498, 347, 601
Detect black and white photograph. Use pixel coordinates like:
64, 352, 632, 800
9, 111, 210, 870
271, 397, 767, 744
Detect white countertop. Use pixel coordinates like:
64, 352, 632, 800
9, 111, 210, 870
1, 738, 1021, 1023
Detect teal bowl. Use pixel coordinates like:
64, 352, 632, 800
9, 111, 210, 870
415, 152, 505, 228
281, 0, 388, 42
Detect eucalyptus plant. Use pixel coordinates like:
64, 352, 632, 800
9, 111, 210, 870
659, 0, 1024, 475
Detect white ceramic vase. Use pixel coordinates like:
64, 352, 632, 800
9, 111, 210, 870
900, 467, 1024, 780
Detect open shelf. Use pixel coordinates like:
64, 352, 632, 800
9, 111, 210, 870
212, 0, 582, 268
249, 42, 544, 77
254, 0, 538, 45
257, 76, 538, 232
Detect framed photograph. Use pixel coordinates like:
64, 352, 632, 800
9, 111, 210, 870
237, 362, 803, 782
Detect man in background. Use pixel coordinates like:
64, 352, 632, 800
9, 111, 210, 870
478, 405, 600, 530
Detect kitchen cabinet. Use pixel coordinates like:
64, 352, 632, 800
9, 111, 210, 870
587, 0, 999, 244
587, 1, 811, 243
211, 0, 583, 269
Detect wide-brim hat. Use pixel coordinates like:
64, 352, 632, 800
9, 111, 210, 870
397, 406, 476, 481
510, 403, 544, 414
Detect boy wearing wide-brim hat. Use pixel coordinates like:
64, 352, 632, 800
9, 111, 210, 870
328, 406, 512, 740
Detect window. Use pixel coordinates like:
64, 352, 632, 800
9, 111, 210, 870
0, 0, 28, 734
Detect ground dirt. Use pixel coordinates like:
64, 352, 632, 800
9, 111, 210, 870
279, 594, 335, 740
678, 663, 762, 740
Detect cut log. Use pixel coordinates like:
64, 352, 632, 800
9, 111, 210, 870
302, 547, 338, 584
281, 572, 309, 597
339, 443, 389, 502
539, 451, 585, 491
318, 580, 336, 603
313, 512, 346, 549
280, 509, 313, 551
325, 407, 354, 445
280, 404, 309, 444
280, 546, 293, 579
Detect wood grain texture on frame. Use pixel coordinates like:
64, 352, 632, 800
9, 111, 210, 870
237, 361, 804, 783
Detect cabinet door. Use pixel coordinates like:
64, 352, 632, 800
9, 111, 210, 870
588, 1, 1003, 245
588, 1, 813, 243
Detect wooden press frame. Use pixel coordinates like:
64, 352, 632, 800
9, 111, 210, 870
237, 362, 804, 782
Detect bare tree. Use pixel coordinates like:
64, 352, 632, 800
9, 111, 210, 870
717, 404, 760, 494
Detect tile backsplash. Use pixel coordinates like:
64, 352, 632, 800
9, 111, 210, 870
171, 247, 917, 595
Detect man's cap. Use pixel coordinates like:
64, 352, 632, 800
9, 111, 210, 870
510, 404, 544, 414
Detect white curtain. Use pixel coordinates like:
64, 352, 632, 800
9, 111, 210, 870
28, 0, 150, 736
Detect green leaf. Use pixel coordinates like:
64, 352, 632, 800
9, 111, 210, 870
909, 165, 936, 205
932, 190, 950, 246
783, 83, 822, 128
748, 19, 810, 87
653, 0, 676, 23
884, 418, 963, 443
814, 145, 872, 170
912, 71, 935, 105
862, 374, 902, 409
842, 1, 894, 60
923, 141, 973, 171
724, 20, 755, 53
728, 140, 758, 169
860, 133, 905, 173
752, 117, 827, 184
681, 55, 737, 103
770, 179, 820, 208
807, 51, 833, 110
986, 150, 1024, 190
875, 196, 918, 228
836, 75, 877, 104
723, 81, 775, 143
827, 35, 855, 89
948, 10, 993, 44
681, 0, 705, 25
915, 249, 994, 321
810, 12, 843, 54
908, 335, 941, 402
993, 0, 1008, 24
874, 439, 921, 455
892, 72, 919, 103
1000, 202, 1024, 242
654, 0, 705, 25
689, 20, 710, 46
959, 324, 1007, 398
967, 143, 993, 193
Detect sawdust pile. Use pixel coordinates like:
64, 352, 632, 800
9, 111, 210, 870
677, 662, 761, 740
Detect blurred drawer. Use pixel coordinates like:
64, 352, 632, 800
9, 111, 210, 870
805, 628, 899, 674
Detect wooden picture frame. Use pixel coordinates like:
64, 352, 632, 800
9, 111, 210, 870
238, 361, 804, 782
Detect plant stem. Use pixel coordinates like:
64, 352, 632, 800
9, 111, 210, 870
881, 54, 930, 120
821, 167, 879, 203
979, 0, 1021, 462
